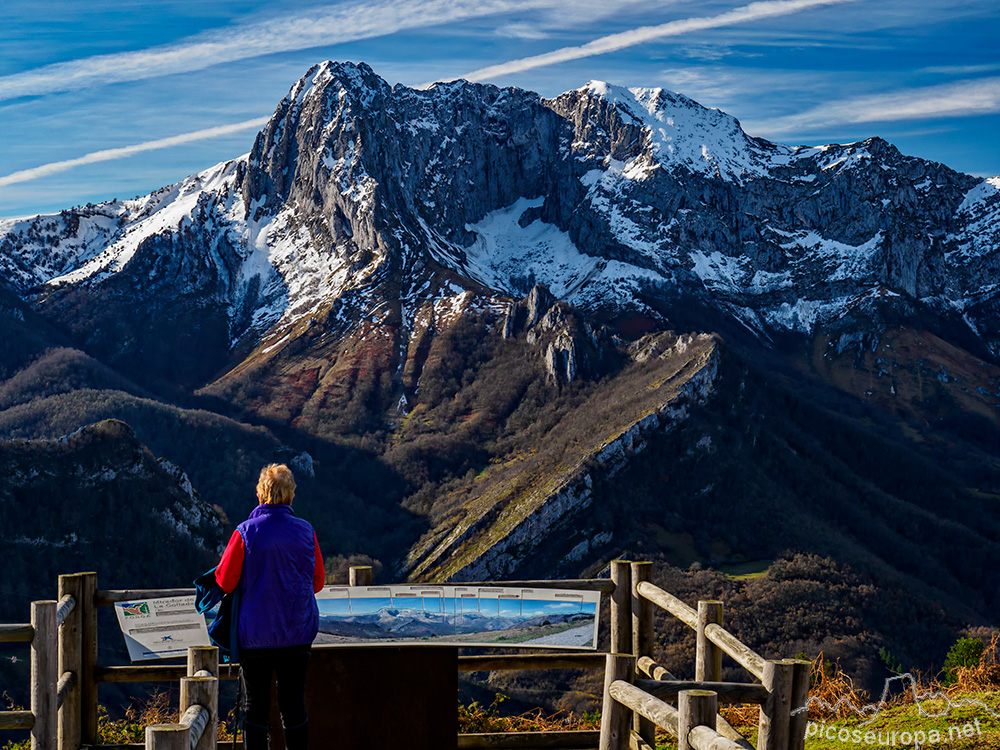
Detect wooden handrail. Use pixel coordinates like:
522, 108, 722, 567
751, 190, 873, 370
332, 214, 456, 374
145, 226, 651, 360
0, 624, 34, 643
635, 679, 768, 705
636, 656, 675, 680
608, 680, 679, 736
689, 724, 747, 750
97, 666, 240, 684
635, 581, 698, 629
0, 711, 35, 730
636, 581, 767, 682
179, 705, 210, 748
704, 624, 766, 683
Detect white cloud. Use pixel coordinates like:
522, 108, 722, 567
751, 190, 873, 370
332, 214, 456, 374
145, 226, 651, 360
0, 118, 269, 187
919, 63, 1000, 76
745, 76, 1000, 136
448, 0, 862, 83
0, 0, 566, 102
495, 22, 551, 40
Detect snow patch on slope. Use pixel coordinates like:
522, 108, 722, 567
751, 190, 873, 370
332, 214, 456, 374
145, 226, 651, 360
583, 81, 781, 181
46, 160, 243, 287
950, 177, 1000, 262
459, 197, 665, 307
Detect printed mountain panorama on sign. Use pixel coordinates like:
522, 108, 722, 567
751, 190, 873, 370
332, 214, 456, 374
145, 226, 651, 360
2, 61, 1000, 696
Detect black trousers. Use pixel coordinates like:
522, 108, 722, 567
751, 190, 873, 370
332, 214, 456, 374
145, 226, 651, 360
240, 643, 312, 732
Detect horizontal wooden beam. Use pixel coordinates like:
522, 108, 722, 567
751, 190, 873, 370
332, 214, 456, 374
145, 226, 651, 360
608, 680, 679, 737
458, 653, 605, 672
635, 582, 698, 630
96, 589, 194, 606
636, 656, 675, 681
0, 710, 34, 730
96, 666, 239, 684
457, 730, 600, 748
704, 624, 766, 682
0, 624, 33, 643
635, 680, 768, 705
689, 724, 748, 750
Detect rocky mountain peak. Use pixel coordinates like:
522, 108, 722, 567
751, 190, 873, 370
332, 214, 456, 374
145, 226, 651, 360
2, 61, 999, 393
547, 79, 775, 181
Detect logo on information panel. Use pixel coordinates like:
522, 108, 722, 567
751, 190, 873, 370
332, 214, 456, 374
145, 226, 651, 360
121, 603, 150, 617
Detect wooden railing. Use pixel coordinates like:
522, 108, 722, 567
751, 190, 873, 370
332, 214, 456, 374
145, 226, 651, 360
598, 561, 810, 750
1, 562, 810, 750
0, 573, 94, 750
144, 647, 218, 750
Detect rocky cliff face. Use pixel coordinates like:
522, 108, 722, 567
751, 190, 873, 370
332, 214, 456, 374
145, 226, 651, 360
2, 62, 996, 386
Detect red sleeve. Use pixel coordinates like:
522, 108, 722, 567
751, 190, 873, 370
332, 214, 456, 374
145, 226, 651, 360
313, 532, 325, 593
215, 530, 245, 594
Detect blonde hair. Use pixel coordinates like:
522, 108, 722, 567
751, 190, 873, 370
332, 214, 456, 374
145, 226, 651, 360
256, 464, 296, 505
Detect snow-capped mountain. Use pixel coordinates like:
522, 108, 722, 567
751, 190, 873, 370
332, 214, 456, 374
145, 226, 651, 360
3, 62, 996, 365
4, 62, 1000, 647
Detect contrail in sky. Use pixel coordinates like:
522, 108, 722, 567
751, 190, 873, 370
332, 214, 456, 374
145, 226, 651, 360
0, 0, 579, 102
0, 118, 269, 187
447, 0, 861, 83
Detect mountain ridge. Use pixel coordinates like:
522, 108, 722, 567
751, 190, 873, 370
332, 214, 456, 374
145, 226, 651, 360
1, 61, 998, 694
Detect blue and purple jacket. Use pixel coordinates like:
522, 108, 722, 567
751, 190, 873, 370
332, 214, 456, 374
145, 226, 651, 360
215, 503, 324, 649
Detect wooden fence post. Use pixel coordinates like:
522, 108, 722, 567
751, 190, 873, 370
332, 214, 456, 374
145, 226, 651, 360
788, 659, 811, 750
678, 690, 717, 750
79, 573, 98, 746
180, 676, 218, 750
31, 600, 57, 750
696, 601, 723, 682
758, 659, 794, 750
57, 575, 83, 750
187, 646, 219, 678
145, 724, 188, 750
598, 653, 634, 750
186, 646, 219, 750
610, 561, 631, 656
630, 562, 655, 747
349, 566, 372, 586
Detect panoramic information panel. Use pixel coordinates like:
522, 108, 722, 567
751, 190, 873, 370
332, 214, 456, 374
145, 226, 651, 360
314, 584, 601, 649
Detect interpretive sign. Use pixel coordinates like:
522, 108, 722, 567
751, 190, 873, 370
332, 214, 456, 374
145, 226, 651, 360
314, 584, 601, 649
114, 596, 211, 661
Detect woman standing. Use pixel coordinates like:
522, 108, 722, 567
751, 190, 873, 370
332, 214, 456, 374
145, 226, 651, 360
215, 464, 325, 750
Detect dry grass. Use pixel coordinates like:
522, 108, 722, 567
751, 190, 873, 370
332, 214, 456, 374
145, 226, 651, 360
721, 701, 760, 729
950, 634, 1000, 694
721, 638, 1000, 731
458, 694, 599, 734
97, 691, 178, 745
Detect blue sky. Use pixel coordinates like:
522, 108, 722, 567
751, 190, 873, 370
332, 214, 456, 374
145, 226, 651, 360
1, 0, 998, 218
